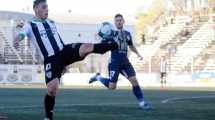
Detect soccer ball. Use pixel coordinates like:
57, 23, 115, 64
98, 22, 115, 41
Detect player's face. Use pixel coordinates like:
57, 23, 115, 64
115, 16, 124, 29
34, 2, 48, 20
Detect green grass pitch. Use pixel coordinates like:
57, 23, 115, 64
0, 87, 215, 120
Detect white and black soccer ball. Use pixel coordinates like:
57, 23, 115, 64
98, 22, 115, 41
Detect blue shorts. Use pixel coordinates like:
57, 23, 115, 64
108, 62, 136, 83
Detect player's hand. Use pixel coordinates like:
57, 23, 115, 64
138, 55, 143, 60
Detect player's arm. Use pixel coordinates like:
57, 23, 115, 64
127, 32, 143, 60
14, 32, 25, 47
14, 23, 31, 49
129, 44, 143, 60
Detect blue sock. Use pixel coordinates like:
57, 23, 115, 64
98, 76, 110, 88
132, 85, 144, 102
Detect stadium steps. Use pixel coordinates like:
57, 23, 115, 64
192, 40, 215, 71
161, 21, 204, 49
0, 28, 23, 64
17, 42, 37, 64
203, 57, 215, 71
147, 22, 202, 73
129, 44, 164, 73
130, 20, 186, 73
170, 21, 215, 72
155, 21, 206, 73
146, 23, 186, 57
0, 26, 40, 64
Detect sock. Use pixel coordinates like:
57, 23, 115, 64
132, 85, 144, 102
44, 94, 55, 120
93, 42, 118, 54
97, 76, 110, 88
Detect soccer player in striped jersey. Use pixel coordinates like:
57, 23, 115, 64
14, 0, 118, 120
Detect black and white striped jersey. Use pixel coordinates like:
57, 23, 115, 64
20, 18, 65, 60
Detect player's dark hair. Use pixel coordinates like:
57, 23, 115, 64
115, 14, 123, 19
33, 0, 46, 8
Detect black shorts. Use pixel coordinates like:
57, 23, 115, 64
44, 43, 84, 84
160, 72, 167, 78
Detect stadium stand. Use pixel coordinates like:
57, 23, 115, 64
0, 11, 34, 64
130, 16, 189, 73
0, 8, 215, 74
129, 13, 215, 74
170, 20, 214, 72
0, 27, 23, 64
0, 0, 215, 89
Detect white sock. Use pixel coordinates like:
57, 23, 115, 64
139, 101, 145, 106
96, 75, 101, 81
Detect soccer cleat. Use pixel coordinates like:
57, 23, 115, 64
89, 73, 100, 84
139, 101, 152, 110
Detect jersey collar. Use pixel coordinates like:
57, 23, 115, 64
32, 17, 47, 23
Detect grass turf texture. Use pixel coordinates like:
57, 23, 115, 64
0, 87, 214, 120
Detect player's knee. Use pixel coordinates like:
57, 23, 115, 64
79, 44, 94, 57
128, 76, 139, 86
47, 86, 58, 96
47, 79, 59, 96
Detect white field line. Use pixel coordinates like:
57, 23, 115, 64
161, 95, 215, 104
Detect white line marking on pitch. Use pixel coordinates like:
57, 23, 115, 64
161, 95, 215, 104
0, 102, 136, 110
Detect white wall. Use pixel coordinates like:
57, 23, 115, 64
62, 73, 215, 87
57, 23, 134, 44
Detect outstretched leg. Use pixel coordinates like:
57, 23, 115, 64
89, 72, 118, 90
89, 62, 119, 90
79, 41, 118, 58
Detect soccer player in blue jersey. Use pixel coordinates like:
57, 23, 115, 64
14, 0, 118, 120
89, 14, 151, 110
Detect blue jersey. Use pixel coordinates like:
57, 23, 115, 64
110, 29, 133, 64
